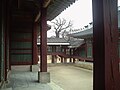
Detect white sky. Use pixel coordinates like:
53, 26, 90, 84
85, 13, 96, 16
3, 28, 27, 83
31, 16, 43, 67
47, 0, 120, 37
56, 0, 93, 29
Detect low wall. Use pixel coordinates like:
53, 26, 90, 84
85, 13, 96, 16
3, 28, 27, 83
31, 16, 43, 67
74, 61, 93, 70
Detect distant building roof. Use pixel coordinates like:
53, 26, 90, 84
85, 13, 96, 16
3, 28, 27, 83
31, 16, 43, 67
37, 37, 85, 48
68, 28, 93, 39
69, 8, 120, 39
68, 39, 85, 48
37, 38, 70, 45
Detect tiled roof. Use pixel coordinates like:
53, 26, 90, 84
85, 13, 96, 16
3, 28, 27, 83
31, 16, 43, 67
69, 39, 85, 48
37, 38, 69, 43
47, 0, 76, 20
37, 37, 84, 47
69, 9, 120, 38
47, 38, 69, 43
37, 38, 70, 45
68, 28, 93, 39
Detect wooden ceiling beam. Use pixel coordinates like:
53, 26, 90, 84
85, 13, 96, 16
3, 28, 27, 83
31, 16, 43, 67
35, 11, 41, 22
43, 0, 52, 8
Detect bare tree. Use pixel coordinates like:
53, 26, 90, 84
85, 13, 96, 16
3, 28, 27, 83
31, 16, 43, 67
51, 18, 73, 38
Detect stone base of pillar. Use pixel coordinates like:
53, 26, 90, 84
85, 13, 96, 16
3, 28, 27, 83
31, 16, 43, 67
38, 71, 50, 83
30, 65, 39, 72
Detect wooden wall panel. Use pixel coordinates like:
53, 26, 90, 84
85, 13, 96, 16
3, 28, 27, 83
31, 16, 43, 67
10, 14, 33, 65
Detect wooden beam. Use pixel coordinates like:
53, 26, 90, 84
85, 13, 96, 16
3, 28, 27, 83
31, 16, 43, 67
35, 12, 41, 22
43, 0, 51, 8
35, 0, 52, 22
92, 0, 120, 90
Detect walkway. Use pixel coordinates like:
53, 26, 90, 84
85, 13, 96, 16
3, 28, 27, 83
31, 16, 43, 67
48, 64, 93, 90
4, 66, 63, 90
3, 64, 93, 90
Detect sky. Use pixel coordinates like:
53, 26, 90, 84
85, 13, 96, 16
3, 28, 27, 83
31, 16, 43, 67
47, 0, 120, 37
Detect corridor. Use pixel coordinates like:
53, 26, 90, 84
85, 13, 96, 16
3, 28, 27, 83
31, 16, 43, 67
5, 64, 93, 90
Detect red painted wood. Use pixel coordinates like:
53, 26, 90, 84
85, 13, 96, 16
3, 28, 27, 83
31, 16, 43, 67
51, 55, 55, 63
61, 57, 63, 63
4, 0, 7, 80
85, 43, 87, 57
70, 49, 72, 62
40, 6, 47, 72
32, 22, 38, 65
64, 48, 67, 63
73, 48, 76, 63
92, 0, 120, 90
73, 58, 75, 63
6, 0, 10, 72
4, 0, 11, 80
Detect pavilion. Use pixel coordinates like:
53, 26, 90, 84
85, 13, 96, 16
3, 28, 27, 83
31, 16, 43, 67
1, 0, 120, 90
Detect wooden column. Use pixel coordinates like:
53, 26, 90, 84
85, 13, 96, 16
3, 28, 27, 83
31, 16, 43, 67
73, 58, 75, 63
52, 55, 55, 63
73, 48, 76, 63
64, 48, 67, 63
61, 56, 63, 63
40, 7, 47, 72
51, 46, 56, 63
70, 48, 72, 62
85, 43, 87, 58
4, 0, 7, 81
32, 22, 38, 65
92, 0, 120, 90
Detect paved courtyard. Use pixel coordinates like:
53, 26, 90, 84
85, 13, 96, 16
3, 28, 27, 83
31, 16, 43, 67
48, 64, 93, 90
4, 64, 93, 90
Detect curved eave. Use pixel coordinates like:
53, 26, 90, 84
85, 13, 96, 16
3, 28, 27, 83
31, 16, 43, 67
68, 28, 93, 39
47, 0, 76, 21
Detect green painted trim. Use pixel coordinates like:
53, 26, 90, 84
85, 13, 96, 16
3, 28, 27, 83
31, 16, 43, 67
11, 54, 32, 62
87, 47, 92, 58
11, 42, 32, 48
79, 48, 86, 57
11, 33, 32, 39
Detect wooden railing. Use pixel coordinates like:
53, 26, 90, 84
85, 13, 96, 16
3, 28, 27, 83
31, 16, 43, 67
47, 52, 93, 62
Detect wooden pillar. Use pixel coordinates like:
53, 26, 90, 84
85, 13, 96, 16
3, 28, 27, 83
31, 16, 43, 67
52, 55, 55, 63
64, 48, 67, 63
32, 22, 38, 65
73, 58, 75, 63
70, 48, 72, 62
38, 2, 50, 84
92, 0, 120, 90
40, 6, 47, 72
85, 43, 87, 58
61, 57, 63, 63
73, 48, 76, 63
4, 0, 8, 81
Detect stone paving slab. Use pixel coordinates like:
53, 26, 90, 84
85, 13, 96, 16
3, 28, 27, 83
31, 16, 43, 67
6, 70, 63, 90
1, 88, 12, 90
